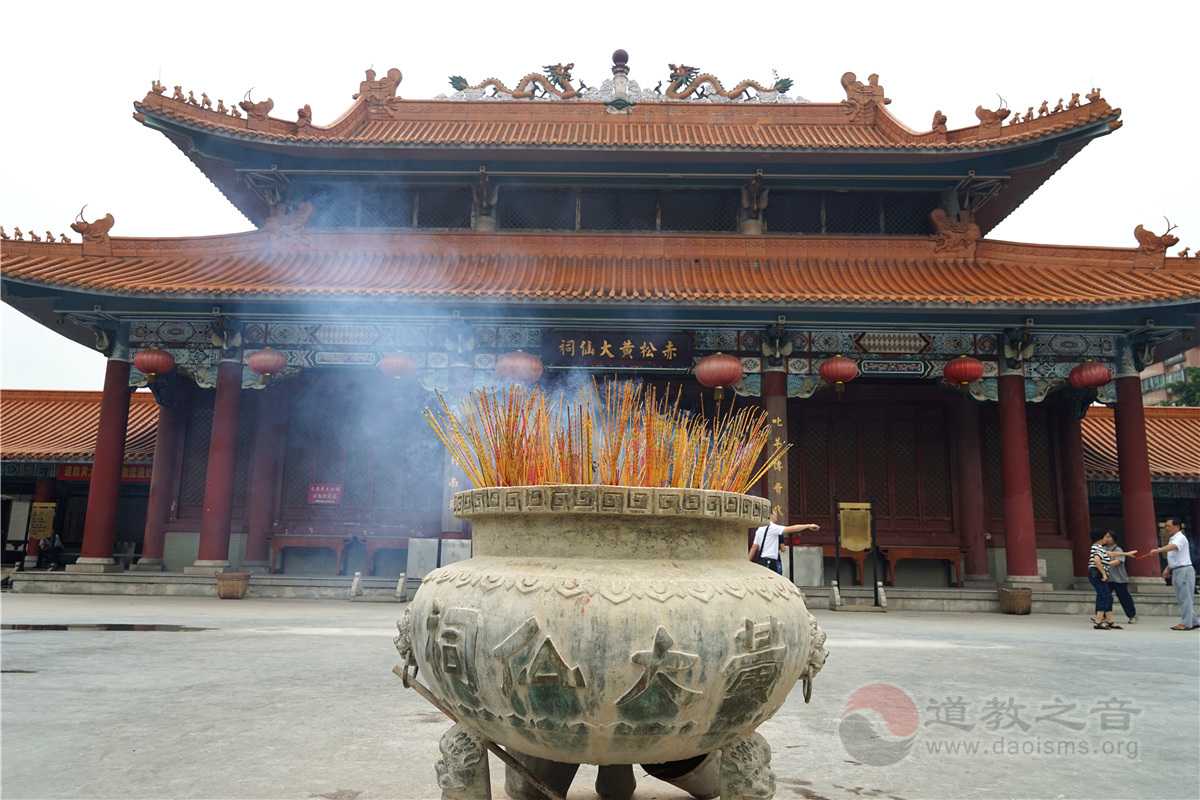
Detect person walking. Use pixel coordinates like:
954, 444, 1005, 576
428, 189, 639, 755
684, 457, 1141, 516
1142, 517, 1197, 631
1103, 533, 1137, 624
1088, 531, 1136, 629
750, 512, 818, 575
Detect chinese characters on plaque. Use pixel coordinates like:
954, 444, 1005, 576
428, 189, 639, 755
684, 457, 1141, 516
543, 332, 693, 369
307, 483, 345, 505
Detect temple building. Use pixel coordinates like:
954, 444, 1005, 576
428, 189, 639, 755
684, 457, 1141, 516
3, 52, 1199, 592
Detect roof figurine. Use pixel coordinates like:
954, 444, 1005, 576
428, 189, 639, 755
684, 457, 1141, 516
70, 208, 115, 244
448, 63, 584, 100
239, 91, 274, 120
297, 103, 312, 129
840, 71, 889, 120
974, 102, 1011, 138
662, 63, 792, 101
930, 209, 982, 257
352, 67, 402, 105
1134, 219, 1181, 254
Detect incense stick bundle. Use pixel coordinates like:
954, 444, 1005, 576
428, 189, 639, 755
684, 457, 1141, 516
424, 380, 790, 494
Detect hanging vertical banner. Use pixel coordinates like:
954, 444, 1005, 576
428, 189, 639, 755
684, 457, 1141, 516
27, 502, 57, 540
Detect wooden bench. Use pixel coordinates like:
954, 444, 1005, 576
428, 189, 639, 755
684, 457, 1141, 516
882, 546, 964, 587
821, 544, 868, 586
363, 537, 409, 576
270, 535, 351, 575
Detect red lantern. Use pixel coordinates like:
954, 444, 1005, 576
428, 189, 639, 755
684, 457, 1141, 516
377, 352, 417, 380
247, 347, 287, 382
819, 354, 859, 392
1068, 361, 1112, 390
133, 348, 175, 381
695, 352, 744, 403
496, 350, 543, 384
943, 355, 985, 386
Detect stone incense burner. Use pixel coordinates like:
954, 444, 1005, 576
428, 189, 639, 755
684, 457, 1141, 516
396, 484, 827, 800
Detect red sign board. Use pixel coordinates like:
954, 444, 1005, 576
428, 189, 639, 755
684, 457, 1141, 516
56, 464, 152, 483
307, 483, 344, 505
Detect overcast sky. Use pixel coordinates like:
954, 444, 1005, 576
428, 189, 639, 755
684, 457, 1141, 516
2, 1, 1197, 390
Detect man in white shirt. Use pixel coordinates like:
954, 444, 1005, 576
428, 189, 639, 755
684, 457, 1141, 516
1143, 517, 1196, 630
750, 512, 819, 575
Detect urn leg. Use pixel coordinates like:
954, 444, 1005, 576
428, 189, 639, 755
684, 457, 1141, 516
435, 724, 492, 800
595, 764, 636, 800
719, 733, 775, 799
504, 752, 578, 800
642, 753, 720, 799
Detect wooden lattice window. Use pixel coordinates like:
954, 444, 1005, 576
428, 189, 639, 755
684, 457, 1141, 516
919, 408, 952, 518
980, 405, 1005, 521
579, 190, 658, 231
891, 410, 920, 518
764, 191, 823, 234
832, 411, 860, 502
658, 191, 739, 232
178, 399, 214, 512
799, 409, 831, 519
1027, 408, 1059, 522
860, 415, 890, 517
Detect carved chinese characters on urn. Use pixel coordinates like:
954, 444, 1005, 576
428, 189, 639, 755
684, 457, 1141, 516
396, 485, 828, 799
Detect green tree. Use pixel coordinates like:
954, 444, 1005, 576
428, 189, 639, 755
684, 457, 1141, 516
1166, 367, 1200, 406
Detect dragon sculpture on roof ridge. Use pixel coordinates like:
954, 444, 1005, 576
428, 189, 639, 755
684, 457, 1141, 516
448, 63, 584, 99
664, 64, 793, 100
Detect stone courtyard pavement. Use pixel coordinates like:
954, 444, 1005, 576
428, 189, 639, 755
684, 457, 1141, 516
2, 593, 1197, 800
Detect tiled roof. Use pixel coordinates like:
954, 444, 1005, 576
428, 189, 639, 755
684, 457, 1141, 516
133, 83, 1120, 153
0, 390, 159, 464
3, 232, 1199, 309
1082, 406, 1200, 482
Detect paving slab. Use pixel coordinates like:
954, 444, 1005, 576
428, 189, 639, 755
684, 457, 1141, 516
2, 594, 1197, 800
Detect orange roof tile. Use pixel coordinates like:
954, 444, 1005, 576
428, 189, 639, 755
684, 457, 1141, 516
133, 79, 1120, 153
3, 232, 1199, 308
1, 390, 159, 464
1082, 406, 1200, 482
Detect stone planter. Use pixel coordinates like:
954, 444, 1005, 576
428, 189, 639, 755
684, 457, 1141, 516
215, 571, 250, 600
401, 485, 827, 794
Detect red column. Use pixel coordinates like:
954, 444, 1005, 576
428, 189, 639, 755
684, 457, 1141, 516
68, 356, 132, 573
997, 372, 1039, 580
243, 386, 289, 571
1114, 375, 1158, 578
137, 391, 188, 570
952, 395, 989, 580
191, 359, 243, 571
762, 371, 789, 521
1059, 408, 1092, 578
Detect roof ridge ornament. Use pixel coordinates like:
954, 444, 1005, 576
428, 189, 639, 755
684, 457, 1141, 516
447, 63, 584, 100
929, 208, 981, 259
663, 64, 792, 101
239, 90, 275, 123
1133, 218, 1181, 270
353, 67, 403, 106
71, 207, 115, 256
839, 72, 889, 121
974, 100, 1011, 139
